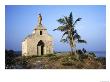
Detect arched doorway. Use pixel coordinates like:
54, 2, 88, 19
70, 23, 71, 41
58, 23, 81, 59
37, 40, 44, 55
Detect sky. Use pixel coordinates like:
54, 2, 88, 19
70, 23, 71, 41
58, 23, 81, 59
5, 5, 106, 52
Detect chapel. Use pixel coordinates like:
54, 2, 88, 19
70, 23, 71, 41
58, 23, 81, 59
22, 14, 53, 56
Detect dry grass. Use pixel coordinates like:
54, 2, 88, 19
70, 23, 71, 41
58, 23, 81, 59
5, 53, 106, 69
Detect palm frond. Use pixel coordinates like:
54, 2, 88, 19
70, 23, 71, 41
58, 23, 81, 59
57, 18, 66, 25
64, 16, 69, 24
72, 29, 77, 35
73, 18, 82, 26
69, 12, 73, 26
53, 26, 66, 31
61, 31, 68, 39
78, 39, 87, 43
73, 33, 81, 40
60, 38, 68, 43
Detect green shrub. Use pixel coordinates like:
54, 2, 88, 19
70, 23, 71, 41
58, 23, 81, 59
5, 50, 17, 69
79, 54, 88, 61
89, 52, 96, 57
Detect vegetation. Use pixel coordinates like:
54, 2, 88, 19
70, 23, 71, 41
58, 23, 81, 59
5, 50, 21, 68
96, 57, 106, 66
53, 12, 86, 55
5, 50, 106, 69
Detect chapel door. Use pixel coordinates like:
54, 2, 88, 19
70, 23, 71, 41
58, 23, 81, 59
37, 40, 44, 55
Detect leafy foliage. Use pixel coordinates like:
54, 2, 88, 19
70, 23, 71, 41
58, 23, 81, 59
53, 12, 87, 54
89, 52, 96, 57
5, 50, 18, 68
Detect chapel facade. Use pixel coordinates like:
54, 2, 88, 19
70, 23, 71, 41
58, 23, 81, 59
22, 14, 53, 56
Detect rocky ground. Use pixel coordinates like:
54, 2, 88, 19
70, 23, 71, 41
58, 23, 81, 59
5, 52, 106, 69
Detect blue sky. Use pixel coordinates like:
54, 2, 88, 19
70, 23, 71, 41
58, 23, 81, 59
5, 5, 106, 52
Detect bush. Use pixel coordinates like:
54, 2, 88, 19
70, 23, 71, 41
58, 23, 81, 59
76, 49, 83, 55
5, 50, 17, 68
78, 54, 88, 61
89, 52, 96, 57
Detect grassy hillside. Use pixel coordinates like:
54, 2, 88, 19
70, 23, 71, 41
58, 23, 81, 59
5, 50, 106, 69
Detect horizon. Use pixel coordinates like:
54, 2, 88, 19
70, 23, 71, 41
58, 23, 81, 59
5, 5, 106, 52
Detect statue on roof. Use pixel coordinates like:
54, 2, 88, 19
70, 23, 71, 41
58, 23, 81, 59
38, 13, 42, 25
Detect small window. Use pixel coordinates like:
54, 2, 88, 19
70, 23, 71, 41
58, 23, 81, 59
40, 31, 42, 35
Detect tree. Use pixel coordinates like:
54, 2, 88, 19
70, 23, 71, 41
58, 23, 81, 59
5, 50, 17, 68
53, 12, 86, 55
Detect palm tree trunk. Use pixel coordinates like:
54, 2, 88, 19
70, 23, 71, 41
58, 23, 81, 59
68, 30, 75, 55
70, 46, 74, 55
74, 45, 76, 55
70, 30, 75, 55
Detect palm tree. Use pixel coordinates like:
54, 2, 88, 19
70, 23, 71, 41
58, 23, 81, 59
53, 12, 86, 55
